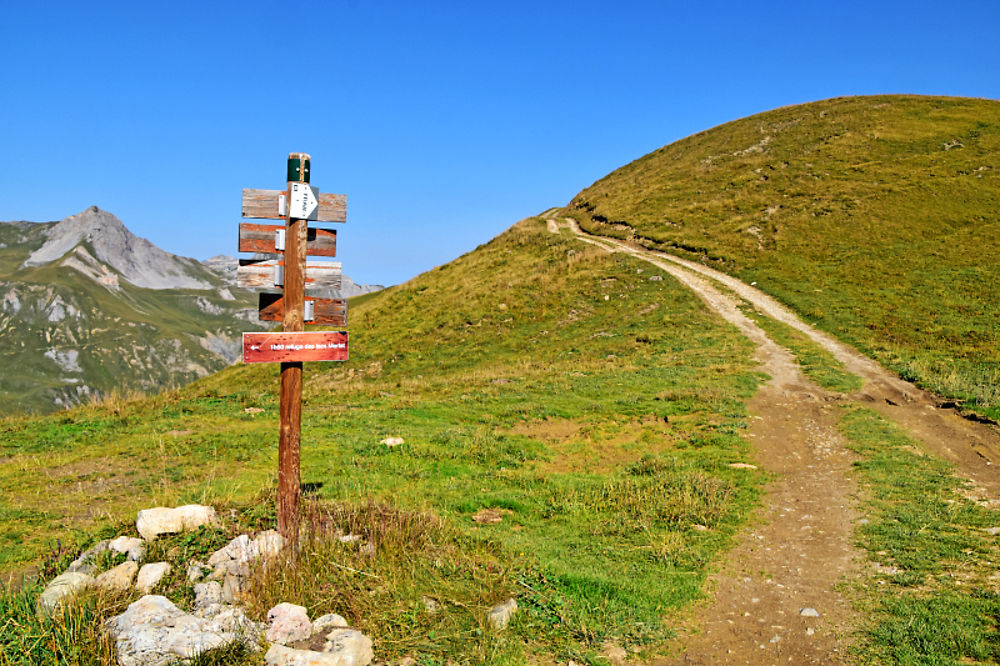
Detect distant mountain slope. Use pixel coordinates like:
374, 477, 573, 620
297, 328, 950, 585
22, 207, 215, 290
0, 207, 265, 415
565, 95, 1000, 417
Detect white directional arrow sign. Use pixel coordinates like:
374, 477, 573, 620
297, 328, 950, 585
289, 182, 320, 220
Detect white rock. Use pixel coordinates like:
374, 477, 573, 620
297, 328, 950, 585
487, 598, 517, 630
66, 540, 109, 575
187, 561, 209, 582
209, 605, 265, 638
324, 628, 374, 664
800, 607, 820, 618
265, 644, 343, 665
208, 530, 285, 567
222, 570, 246, 604
37, 571, 94, 616
267, 602, 313, 645
95, 560, 139, 592
135, 562, 171, 594
136, 505, 217, 540
253, 529, 286, 559
108, 535, 145, 561
209, 534, 252, 566
381, 437, 404, 447
312, 613, 349, 635
194, 581, 223, 612
107, 595, 252, 666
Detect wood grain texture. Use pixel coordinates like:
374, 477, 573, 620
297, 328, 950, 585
236, 259, 342, 290
238, 223, 337, 256
258, 293, 347, 325
241, 188, 346, 222
242, 331, 349, 363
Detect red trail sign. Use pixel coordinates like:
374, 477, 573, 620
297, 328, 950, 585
243, 331, 348, 363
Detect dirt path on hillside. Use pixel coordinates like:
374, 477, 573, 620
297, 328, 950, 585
544, 215, 1000, 663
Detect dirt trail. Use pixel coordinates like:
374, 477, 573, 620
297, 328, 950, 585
545, 215, 1000, 663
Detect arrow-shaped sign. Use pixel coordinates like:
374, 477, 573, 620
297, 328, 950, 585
242, 331, 349, 364
241, 188, 346, 222
289, 182, 319, 220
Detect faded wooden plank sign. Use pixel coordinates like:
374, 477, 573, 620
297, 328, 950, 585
236, 258, 342, 290
243, 331, 348, 363
238, 223, 337, 256
258, 293, 347, 325
241, 188, 346, 222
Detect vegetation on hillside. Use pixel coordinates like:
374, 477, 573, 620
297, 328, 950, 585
0, 219, 764, 663
565, 95, 1000, 419
0, 220, 261, 416
840, 407, 1000, 664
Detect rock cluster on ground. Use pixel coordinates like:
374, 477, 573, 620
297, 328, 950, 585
35, 503, 379, 665
36, 502, 520, 664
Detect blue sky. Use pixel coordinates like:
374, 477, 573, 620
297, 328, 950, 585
1, 1, 998, 286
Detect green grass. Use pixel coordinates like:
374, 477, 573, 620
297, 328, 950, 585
736, 301, 864, 393
0, 218, 765, 662
838, 407, 1000, 664
565, 95, 1000, 420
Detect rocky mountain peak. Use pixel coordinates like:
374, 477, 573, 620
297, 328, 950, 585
22, 207, 212, 290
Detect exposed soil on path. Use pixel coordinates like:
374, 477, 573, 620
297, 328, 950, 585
545, 215, 1000, 663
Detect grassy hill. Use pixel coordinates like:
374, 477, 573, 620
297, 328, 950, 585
0, 218, 764, 662
3, 96, 999, 663
565, 95, 1000, 419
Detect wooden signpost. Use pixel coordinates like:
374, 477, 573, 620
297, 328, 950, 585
238, 153, 348, 543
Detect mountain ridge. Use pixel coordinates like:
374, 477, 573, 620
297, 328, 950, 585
0, 208, 263, 414
22, 206, 215, 290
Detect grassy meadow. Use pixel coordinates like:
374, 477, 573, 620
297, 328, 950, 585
0, 218, 765, 663
566, 95, 1000, 420
839, 408, 1000, 664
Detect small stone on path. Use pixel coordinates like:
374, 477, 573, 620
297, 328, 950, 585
800, 607, 820, 617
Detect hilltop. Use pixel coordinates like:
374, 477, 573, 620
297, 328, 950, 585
565, 95, 1000, 419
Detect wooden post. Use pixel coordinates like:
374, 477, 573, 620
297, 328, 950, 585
278, 152, 311, 544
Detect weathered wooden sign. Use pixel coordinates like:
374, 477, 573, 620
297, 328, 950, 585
243, 331, 348, 364
237, 152, 351, 544
238, 223, 337, 256
242, 188, 346, 222
236, 259, 342, 290
257, 293, 347, 325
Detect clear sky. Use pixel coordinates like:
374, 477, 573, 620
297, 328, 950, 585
2, 1, 998, 286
